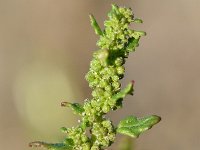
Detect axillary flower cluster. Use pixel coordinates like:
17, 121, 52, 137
29, 4, 161, 150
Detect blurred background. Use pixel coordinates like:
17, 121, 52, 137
0, 0, 200, 150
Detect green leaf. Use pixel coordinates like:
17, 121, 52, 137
126, 38, 139, 52
117, 115, 161, 138
131, 31, 146, 39
64, 138, 74, 147
111, 82, 134, 107
89, 14, 103, 36
29, 141, 73, 150
60, 127, 68, 133
133, 18, 143, 23
108, 4, 121, 20
61, 102, 84, 115
111, 4, 120, 15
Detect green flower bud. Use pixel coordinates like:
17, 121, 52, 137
99, 80, 108, 88
81, 142, 90, 150
85, 71, 95, 82
108, 133, 115, 141
91, 99, 97, 107
90, 59, 102, 71
115, 57, 124, 66
92, 91, 97, 97
95, 106, 101, 111
112, 82, 121, 90
91, 145, 99, 150
81, 135, 88, 143
92, 78, 99, 87
102, 74, 110, 80
101, 138, 110, 147
105, 85, 112, 91
92, 88, 104, 97
112, 75, 119, 82
108, 99, 116, 107
104, 91, 112, 98
102, 105, 110, 113
82, 142, 91, 150
107, 67, 116, 76
116, 66, 125, 75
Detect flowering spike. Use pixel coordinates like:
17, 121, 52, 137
30, 4, 160, 150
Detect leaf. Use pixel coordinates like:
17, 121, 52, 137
131, 31, 146, 39
29, 141, 73, 150
126, 38, 139, 52
60, 127, 68, 133
64, 138, 74, 146
111, 82, 134, 107
111, 4, 120, 16
133, 18, 143, 23
61, 102, 84, 115
117, 115, 161, 138
89, 14, 103, 36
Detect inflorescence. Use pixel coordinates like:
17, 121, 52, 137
29, 4, 160, 150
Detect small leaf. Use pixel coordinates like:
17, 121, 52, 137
132, 31, 146, 39
126, 38, 139, 52
111, 82, 134, 107
111, 4, 120, 15
133, 18, 143, 23
64, 138, 74, 146
89, 14, 103, 36
108, 4, 121, 20
117, 115, 161, 138
29, 141, 73, 150
60, 127, 68, 133
61, 102, 84, 115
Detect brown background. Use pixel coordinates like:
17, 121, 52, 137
0, 0, 200, 150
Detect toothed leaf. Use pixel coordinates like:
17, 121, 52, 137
117, 115, 161, 138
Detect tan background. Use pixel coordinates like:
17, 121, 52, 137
0, 0, 200, 150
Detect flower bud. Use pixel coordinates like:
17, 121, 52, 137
116, 66, 125, 75
114, 57, 124, 66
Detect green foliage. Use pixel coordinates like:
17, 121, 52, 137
29, 141, 73, 150
29, 4, 160, 150
117, 115, 161, 138
61, 102, 84, 115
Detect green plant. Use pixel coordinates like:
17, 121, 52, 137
29, 4, 161, 150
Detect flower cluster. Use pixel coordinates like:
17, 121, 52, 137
29, 4, 160, 150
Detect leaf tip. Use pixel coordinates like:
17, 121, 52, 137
152, 115, 161, 124
61, 101, 70, 107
